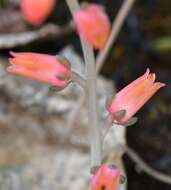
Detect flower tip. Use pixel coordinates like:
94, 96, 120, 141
146, 67, 150, 72
8, 58, 14, 65
148, 73, 156, 83
6, 65, 14, 73
159, 82, 166, 88
9, 51, 15, 56
152, 73, 156, 82
9, 51, 21, 59
145, 68, 150, 76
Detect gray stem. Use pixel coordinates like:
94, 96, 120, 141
71, 71, 86, 89
65, 0, 102, 167
96, 0, 136, 73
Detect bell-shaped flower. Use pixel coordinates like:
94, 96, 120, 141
73, 4, 111, 49
91, 165, 121, 190
7, 51, 71, 89
107, 69, 165, 125
21, 0, 56, 26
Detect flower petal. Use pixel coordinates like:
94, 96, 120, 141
10, 51, 57, 69
21, 0, 56, 26
74, 4, 111, 49
91, 165, 121, 190
119, 82, 165, 124
107, 68, 165, 124
7, 65, 68, 87
9, 58, 41, 70
7, 51, 71, 88
113, 68, 150, 103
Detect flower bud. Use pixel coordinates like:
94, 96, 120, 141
91, 164, 121, 190
21, 0, 56, 26
107, 69, 165, 125
74, 4, 111, 49
7, 51, 71, 89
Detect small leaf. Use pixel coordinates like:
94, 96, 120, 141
56, 73, 71, 81
119, 175, 126, 184
49, 85, 64, 92
115, 110, 126, 119
124, 117, 138, 127
55, 55, 71, 68
152, 36, 171, 52
90, 165, 100, 174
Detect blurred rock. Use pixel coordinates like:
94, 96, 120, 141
0, 46, 126, 190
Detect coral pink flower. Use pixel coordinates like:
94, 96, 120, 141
73, 4, 111, 49
91, 165, 121, 190
21, 0, 56, 26
107, 69, 165, 125
7, 51, 71, 88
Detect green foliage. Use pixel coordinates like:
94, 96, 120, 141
152, 36, 171, 52
0, 0, 8, 8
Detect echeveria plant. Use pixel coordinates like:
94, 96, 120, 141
7, 0, 166, 189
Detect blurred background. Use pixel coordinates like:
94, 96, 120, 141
0, 0, 170, 189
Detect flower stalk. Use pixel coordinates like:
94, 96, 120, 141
65, 0, 102, 167
96, 0, 136, 73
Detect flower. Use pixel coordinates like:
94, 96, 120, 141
107, 69, 165, 125
73, 4, 111, 49
7, 51, 71, 88
21, 0, 56, 26
91, 165, 121, 190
